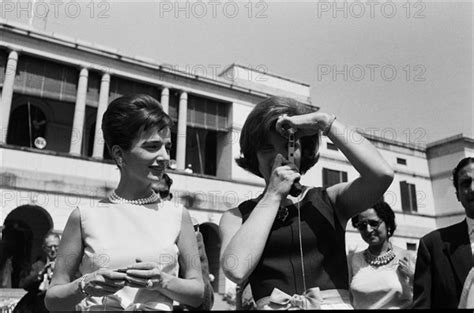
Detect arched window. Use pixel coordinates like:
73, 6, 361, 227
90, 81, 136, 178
6, 103, 47, 148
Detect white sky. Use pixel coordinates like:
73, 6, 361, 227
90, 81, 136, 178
4, 0, 472, 145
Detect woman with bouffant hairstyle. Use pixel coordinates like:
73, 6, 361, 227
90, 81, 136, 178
45, 94, 204, 311
220, 96, 394, 310
236, 97, 320, 178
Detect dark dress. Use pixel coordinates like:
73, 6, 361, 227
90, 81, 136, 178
238, 187, 349, 302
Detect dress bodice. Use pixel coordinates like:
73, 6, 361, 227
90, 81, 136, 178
349, 246, 413, 309
238, 187, 349, 302
76, 199, 184, 311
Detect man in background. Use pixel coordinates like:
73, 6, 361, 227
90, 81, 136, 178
14, 232, 60, 313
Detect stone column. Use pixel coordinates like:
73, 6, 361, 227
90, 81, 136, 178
92, 72, 110, 158
176, 90, 188, 170
0, 50, 19, 143
160, 87, 169, 114
69, 67, 88, 154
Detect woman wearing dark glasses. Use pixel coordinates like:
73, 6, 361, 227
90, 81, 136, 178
348, 201, 415, 309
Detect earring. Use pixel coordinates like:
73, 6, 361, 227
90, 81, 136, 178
117, 158, 123, 167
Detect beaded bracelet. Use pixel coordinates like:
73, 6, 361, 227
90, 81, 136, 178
79, 274, 91, 298
322, 114, 336, 136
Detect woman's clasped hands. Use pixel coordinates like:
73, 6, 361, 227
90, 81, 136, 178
122, 260, 165, 290
80, 269, 127, 297
81, 260, 164, 297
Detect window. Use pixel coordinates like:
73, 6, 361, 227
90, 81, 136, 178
85, 118, 114, 160
400, 181, 417, 212
322, 168, 347, 188
86, 71, 101, 107
7, 103, 47, 148
187, 95, 228, 131
169, 92, 230, 177
185, 127, 217, 175
327, 142, 338, 151
0, 49, 7, 89
397, 157, 407, 165
185, 95, 229, 176
108, 76, 161, 103
15, 55, 78, 103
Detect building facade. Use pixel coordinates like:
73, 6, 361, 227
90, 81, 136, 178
0, 20, 472, 297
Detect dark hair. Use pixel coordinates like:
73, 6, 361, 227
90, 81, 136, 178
102, 94, 172, 155
235, 96, 320, 178
351, 201, 397, 238
452, 157, 474, 192
42, 231, 60, 246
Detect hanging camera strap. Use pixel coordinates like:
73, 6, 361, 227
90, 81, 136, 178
294, 186, 311, 292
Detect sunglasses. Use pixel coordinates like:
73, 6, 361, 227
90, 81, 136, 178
355, 219, 383, 231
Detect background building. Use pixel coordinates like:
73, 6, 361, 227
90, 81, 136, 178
0, 20, 472, 304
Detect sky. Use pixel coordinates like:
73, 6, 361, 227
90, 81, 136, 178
5, 0, 472, 146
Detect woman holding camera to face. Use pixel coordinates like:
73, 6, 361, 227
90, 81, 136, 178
45, 95, 204, 311
219, 96, 394, 310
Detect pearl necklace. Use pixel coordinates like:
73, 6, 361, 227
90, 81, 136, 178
108, 190, 160, 205
364, 247, 396, 267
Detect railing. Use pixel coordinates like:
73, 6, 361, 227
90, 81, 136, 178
0, 289, 25, 313
0, 298, 19, 313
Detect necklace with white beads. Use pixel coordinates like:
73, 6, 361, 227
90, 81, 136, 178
364, 246, 396, 267
108, 190, 160, 205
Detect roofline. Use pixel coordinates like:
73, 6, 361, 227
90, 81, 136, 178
360, 131, 427, 152
360, 132, 474, 153
0, 19, 299, 100
426, 133, 474, 149
220, 63, 310, 87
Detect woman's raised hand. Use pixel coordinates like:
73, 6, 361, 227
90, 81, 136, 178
275, 112, 328, 138
81, 269, 127, 297
266, 154, 301, 198
397, 256, 414, 278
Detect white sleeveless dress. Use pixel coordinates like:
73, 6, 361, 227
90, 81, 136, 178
75, 199, 184, 311
349, 246, 413, 309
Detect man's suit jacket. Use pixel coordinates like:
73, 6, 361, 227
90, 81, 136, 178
19, 260, 46, 292
413, 219, 473, 308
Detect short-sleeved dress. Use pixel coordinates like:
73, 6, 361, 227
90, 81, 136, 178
75, 199, 184, 311
349, 245, 414, 309
238, 187, 352, 309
